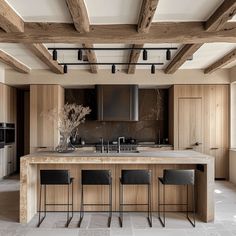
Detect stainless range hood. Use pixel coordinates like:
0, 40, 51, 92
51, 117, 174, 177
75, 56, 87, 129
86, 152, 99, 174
96, 85, 138, 121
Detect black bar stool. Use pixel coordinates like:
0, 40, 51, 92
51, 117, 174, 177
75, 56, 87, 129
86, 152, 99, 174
158, 169, 196, 227
119, 169, 152, 227
78, 170, 112, 227
38, 170, 74, 227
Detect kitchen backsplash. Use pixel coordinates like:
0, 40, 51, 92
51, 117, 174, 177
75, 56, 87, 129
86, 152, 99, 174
65, 88, 169, 143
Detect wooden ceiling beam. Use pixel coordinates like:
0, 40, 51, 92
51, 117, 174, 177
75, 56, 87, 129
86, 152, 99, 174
205, 0, 236, 32
66, 0, 97, 73
0, 50, 30, 73
164, 0, 236, 74
1, 22, 236, 44
27, 44, 63, 74
127, 44, 144, 74
82, 43, 98, 73
164, 44, 203, 74
65, 0, 90, 33
204, 48, 236, 74
128, 0, 159, 74
0, 0, 24, 32
137, 0, 159, 33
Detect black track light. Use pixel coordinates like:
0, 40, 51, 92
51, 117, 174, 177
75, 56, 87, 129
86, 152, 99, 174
151, 64, 155, 74
111, 64, 116, 74
166, 49, 171, 61
78, 49, 83, 61
52, 49, 57, 61
64, 64, 68, 74
143, 49, 148, 61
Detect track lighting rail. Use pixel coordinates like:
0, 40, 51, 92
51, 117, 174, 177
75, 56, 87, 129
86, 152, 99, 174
58, 62, 164, 65
48, 47, 178, 51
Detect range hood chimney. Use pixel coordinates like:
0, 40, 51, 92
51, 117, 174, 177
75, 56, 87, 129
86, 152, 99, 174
96, 85, 138, 121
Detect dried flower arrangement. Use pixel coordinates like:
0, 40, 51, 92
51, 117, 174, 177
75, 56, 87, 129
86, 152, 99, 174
44, 103, 91, 152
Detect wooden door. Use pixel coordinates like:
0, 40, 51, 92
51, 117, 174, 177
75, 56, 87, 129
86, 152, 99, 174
178, 98, 203, 152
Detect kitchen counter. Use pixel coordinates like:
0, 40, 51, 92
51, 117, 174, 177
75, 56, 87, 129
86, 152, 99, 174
20, 150, 214, 224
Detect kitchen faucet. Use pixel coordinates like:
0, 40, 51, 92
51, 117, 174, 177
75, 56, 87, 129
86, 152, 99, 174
117, 137, 125, 153
100, 137, 104, 153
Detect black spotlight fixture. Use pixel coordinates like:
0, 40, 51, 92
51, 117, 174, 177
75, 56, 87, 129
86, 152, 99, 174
166, 49, 171, 61
151, 64, 155, 74
52, 49, 57, 61
63, 64, 68, 74
111, 64, 116, 74
78, 49, 83, 61
143, 49, 148, 61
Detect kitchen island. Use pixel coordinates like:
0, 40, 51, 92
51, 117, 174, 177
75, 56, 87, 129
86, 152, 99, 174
20, 150, 214, 224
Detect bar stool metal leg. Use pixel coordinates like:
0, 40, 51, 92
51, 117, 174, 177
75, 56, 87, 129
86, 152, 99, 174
119, 180, 123, 227
108, 183, 112, 227
65, 182, 73, 227
78, 184, 84, 227
37, 184, 46, 227
186, 184, 196, 227
147, 184, 152, 227
158, 180, 166, 227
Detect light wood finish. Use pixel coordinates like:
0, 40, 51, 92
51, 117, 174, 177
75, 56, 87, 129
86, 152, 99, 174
204, 48, 236, 74
0, 0, 24, 32
66, 0, 98, 73
127, 44, 144, 74
137, 0, 159, 33
65, 0, 90, 33
170, 85, 229, 179
205, 0, 236, 32
0, 83, 5, 122
178, 98, 203, 152
4, 84, 16, 123
26, 44, 63, 74
164, 44, 203, 74
1, 22, 236, 44
0, 83, 16, 123
0, 50, 30, 73
128, 0, 159, 74
20, 150, 214, 223
29, 85, 64, 153
82, 43, 98, 73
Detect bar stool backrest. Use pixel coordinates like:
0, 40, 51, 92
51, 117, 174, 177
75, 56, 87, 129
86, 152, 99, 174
40, 170, 71, 185
81, 170, 112, 185
121, 169, 151, 185
163, 169, 195, 185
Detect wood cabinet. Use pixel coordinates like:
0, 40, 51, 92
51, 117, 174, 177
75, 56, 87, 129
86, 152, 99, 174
4, 144, 16, 175
0, 83, 16, 123
170, 85, 229, 179
30, 85, 64, 153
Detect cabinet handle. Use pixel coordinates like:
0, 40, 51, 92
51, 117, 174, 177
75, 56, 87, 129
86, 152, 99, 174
211, 147, 219, 150
195, 142, 202, 146
186, 147, 193, 150
8, 161, 12, 164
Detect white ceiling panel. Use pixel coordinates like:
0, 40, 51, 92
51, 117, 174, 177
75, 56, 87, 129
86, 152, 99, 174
153, 0, 223, 22
6, 0, 72, 22
0, 43, 49, 69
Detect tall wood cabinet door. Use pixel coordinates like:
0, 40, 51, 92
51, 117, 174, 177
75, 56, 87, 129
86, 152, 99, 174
178, 98, 203, 152
0, 83, 6, 122
214, 86, 229, 178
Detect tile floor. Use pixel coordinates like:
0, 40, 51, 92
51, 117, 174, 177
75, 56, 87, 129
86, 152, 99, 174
0, 176, 236, 235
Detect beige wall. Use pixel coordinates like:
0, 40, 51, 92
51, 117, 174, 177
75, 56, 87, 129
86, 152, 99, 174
5, 68, 230, 87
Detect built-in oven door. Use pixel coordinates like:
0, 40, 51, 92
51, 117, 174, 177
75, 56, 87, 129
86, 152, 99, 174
0, 123, 5, 143
5, 123, 15, 144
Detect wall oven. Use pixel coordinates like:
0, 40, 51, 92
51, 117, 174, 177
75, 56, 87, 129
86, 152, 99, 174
4, 123, 15, 144
0, 123, 5, 148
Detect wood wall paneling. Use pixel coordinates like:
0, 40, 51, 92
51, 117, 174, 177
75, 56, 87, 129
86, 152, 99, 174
171, 85, 229, 179
30, 85, 64, 153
